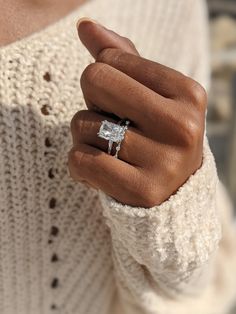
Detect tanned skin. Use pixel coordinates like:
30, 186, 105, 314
0, 0, 86, 46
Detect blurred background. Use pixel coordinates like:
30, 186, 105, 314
207, 0, 236, 209
207, 2, 236, 312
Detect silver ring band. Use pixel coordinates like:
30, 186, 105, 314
107, 119, 123, 155
114, 119, 130, 158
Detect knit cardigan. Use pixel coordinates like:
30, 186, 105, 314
0, 0, 236, 314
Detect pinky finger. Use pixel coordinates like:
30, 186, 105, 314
67, 143, 144, 206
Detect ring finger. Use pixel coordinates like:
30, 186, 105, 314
70, 109, 150, 166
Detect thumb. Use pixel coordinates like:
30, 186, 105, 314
76, 17, 140, 60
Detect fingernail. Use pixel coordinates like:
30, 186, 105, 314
76, 17, 111, 35
76, 17, 102, 30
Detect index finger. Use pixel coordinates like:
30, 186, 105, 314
97, 48, 191, 100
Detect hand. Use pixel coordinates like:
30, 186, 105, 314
68, 19, 207, 208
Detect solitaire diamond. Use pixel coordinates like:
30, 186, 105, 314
98, 120, 126, 143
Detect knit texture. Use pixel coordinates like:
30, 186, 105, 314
0, 0, 236, 313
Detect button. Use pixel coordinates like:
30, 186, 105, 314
51, 278, 59, 289
48, 168, 55, 179
41, 104, 50, 115
51, 253, 59, 263
45, 138, 52, 147
50, 226, 59, 237
51, 304, 57, 310
49, 198, 56, 209
43, 72, 51, 82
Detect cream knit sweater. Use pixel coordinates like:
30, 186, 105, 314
1, 0, 236, 314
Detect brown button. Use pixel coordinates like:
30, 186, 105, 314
51, 253, 59, 263
51, 304, 57, 310
48, 239, 53, 244
45, 138, 52, 147
49, 198, 56, 209
51, 278, 59, 289
50, 226, 59, 237
48, 168, 55, 179
43, 72, 51, 82
41, 104, 50, 115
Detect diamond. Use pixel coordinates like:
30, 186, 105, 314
98, 120, 126, 143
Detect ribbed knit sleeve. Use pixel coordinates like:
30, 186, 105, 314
99, 139, 223, 312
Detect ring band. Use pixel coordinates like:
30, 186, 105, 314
97, 118, 130, 159
114, 119, 130, 158
107, 119, 123, 155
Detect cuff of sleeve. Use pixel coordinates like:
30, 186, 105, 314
99, 138, 222, 272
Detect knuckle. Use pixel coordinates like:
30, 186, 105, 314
80, 62, 110, 88
180, 118, 203, 147
136, 180, 159, 208
97, 48, 114, 63
165, 156, 179, 181
122, 36, 136, 48
67, 148, 80, 179
70, 110, 88, 134
141, 192, 158, 208
184, 79, 207, 109
97, 48, 121, 63
68, 147, 85, 178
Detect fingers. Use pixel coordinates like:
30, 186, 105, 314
68, 143, 146, 206
77, 18, 139, 59
97, 48, 193, 100
70, 110, 149, 166
77, 19, 207, 105
80, 63, 201, 145
80, 60, 207, 145
80, 62, 167, 130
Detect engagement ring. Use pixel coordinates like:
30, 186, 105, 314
97, 119, 130, 159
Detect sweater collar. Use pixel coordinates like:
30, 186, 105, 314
0, 0, 109, 103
